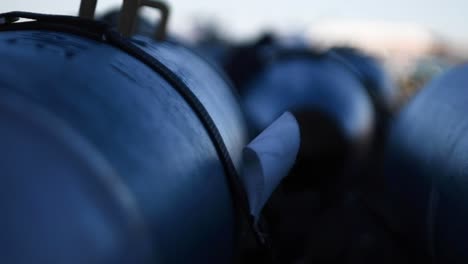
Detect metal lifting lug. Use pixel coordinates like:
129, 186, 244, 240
79, 0, 169, 40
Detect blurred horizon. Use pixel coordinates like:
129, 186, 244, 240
1, 0, 467, 43
2, 0, 467, 102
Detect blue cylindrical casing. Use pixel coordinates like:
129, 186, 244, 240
384, 64, 468, 262
242, 53, 375, 153
0, 29, 247, 263
328, 47, 398, 114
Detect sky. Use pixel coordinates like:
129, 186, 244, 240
1, 0, 467, 42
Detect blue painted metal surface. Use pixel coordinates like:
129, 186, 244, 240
0, 93, 155, 264
242, 53, 375, 153
0, 29, 248, 263
328, 47, 397, 114
385, 64, 468, 262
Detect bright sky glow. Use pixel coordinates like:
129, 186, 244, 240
1, 0, 466, 42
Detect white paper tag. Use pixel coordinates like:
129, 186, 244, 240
241, 112, 301, 221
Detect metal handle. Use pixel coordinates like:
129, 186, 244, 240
78, 0, 169, 40
78, 0, 97, 19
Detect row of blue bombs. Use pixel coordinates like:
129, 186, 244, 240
0, 5, 467, 264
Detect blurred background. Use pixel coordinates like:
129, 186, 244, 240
2, 0, 466, 104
